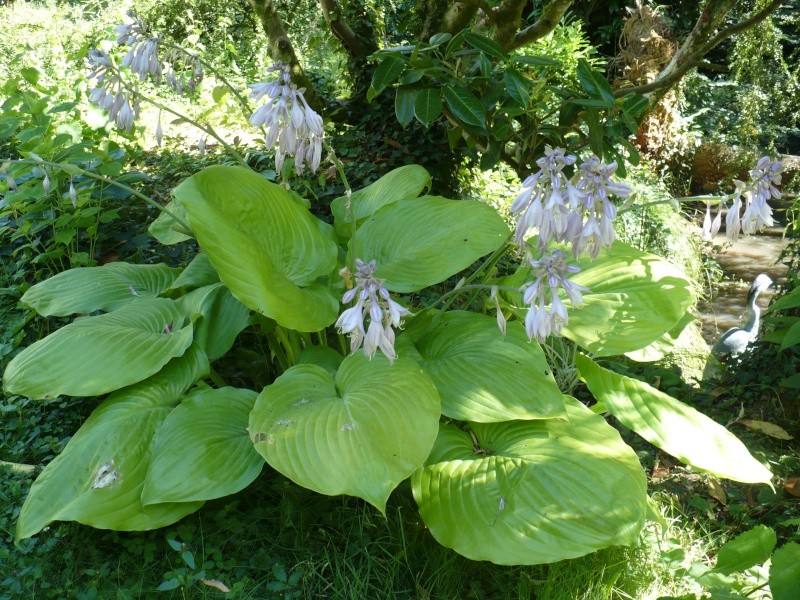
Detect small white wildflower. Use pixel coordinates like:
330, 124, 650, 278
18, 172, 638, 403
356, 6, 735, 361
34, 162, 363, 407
87, 50, 140, 132
155, 109, 163, 146
490, 286, 507, 335
68, 178, 77, 208
248, 63, 325, 174
42, 172, 51, 195
335, 259, 411, 363
520, 248, 589, 342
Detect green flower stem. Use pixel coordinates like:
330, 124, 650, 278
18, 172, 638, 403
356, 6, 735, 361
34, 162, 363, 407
207, 367, 228, 388
131, 87, 249, 167
424, 283, 520, 311
9, 159, 191, 231
274, 325, 298, 367
618, 193, 733, 215
324, 140, 356, 244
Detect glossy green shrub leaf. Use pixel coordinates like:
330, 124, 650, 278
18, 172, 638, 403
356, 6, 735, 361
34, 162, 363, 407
348, 196, 509, 292
565, 241, 695, 356
414, 88, 442, 126
331, 165, 431, 241
178, 284, 251, 360
21, 262, 181, 316
395, 85, 417, 127
462, 32, 508, 60
168, 253, 219, 291
369, 55, 406, 101
15, 346, 209, 540
412, 397, 647, 565
143, 387, 261, 504
443, 86, 486, 130
713, 525, 776, 574
174, 165, 338, 332
250, 352, 440, 513
577, 59, 615, 102
148, 199, 191, 245
576, 355, 772, 484
404, 311, 564, 421
769, 542, 800, 600
4, 298, 193, 400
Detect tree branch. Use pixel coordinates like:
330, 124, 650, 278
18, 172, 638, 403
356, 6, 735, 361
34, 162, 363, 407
613, 0, 784, 100
441, 1, 481, 36
320, 0, 369, 59
509, 0, 574, 51
490, 0, 526, 49
247, 0, 322, 111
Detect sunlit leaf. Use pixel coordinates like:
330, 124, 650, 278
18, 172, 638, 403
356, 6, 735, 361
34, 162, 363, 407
21, 262, 180, 316
4, 298, 193, 400
403, 311, 564, 421
15, 347, 209, 540
576, 355, 772, 484
250, 352, 440, 513
173, 165, 339, 332
143, 387, 261, 504
565, 241, 695, 356
712, 525, 776, 574
412, 397, 647, 565
348, 196, 509, 292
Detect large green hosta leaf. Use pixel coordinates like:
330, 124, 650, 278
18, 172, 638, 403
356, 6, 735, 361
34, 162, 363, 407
148, 198, 191, 245
412, 397, 647, 565
331, 165, 431, 241
168, 253, 219, 292
576, 354, 772, 484
143, 387, 261, 504
404, 311, 564, 422
250, 352, 440, 513
564, 241, 694, 356
348, 196, 509, 292
178, 284, 251, 360
4, 298, 193, 400
21, 262, 181, 317
173, 165, 339, 332
15, 346, 209, 540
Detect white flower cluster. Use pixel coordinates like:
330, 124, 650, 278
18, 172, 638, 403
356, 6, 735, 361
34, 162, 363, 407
88, 50, 140, 132
520, 249, 589, 342
248, 63, 324, 174
335, 259, 412, 363
508, 147, 630, 342
511, 146, 630, 258
88, 12, 203, 135
703, 156, 783, 243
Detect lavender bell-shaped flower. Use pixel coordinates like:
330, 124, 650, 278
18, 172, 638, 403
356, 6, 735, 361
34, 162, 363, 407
520, 249, 589, 342
335, 259, 412, 363
249, 63, 325, 174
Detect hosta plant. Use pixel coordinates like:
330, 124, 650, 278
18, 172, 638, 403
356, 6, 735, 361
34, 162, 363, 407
5, 161, 773, 565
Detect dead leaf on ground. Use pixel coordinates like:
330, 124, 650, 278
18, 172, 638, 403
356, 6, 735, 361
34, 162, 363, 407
736, 419, 794, 440
201, 579, 231, 593
707, 478, 728, 505
784, 476, 800, 498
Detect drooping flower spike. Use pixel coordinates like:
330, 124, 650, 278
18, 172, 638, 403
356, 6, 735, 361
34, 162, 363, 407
520, 248, 589, 343
335, 259, 412, 363
511, 148, 629, 258
248, 63, 324, 174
